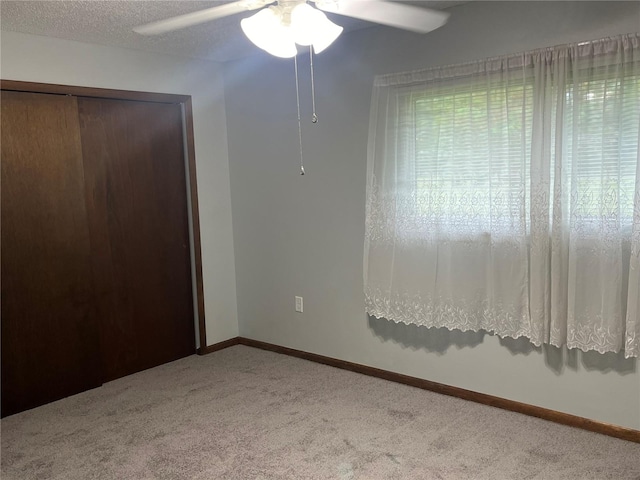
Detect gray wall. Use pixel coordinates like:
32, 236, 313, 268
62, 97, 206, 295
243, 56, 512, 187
224, 1, 640, 429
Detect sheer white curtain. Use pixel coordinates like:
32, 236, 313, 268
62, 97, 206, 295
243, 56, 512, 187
364, 34, 640, 357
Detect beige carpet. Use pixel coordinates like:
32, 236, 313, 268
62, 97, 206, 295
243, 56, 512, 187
1, 345, 639, 479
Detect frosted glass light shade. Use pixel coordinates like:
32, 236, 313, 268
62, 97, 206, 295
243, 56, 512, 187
241, 8, 297, 58
290, 3, 343, 54
309, 19, 342, 54
290, 4, 322, 46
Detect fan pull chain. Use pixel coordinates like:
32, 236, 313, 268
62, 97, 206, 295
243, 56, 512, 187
294, 54, 305, 175
309, 46, 318, 124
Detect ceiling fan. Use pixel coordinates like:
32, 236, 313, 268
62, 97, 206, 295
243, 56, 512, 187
134, 0, 450, 58
134, 1, 449, 175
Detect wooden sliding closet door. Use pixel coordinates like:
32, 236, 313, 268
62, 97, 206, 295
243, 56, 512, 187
1, 91, 102, 416
78, 98, 195, 381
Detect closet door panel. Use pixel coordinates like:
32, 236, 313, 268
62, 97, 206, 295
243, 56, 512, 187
78, 98, 195, 381
1, 91, 102, 416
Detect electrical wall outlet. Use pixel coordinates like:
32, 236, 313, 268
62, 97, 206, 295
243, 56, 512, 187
295, 296, 303, 313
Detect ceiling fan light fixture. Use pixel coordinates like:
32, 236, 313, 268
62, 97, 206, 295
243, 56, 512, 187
290, 3, 343, 53
133, 0, 450, 56
310, 18, 343, 54
240, 7, 297, 58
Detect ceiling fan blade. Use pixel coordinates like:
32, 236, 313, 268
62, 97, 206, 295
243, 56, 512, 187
133, 1, 268, 36
315, 0, 449, 34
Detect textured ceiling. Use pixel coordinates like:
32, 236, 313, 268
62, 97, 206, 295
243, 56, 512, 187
0, 1, 465, 62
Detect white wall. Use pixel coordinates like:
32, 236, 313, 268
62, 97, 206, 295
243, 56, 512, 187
1, 30, 239, 345
224, 2, 640, 429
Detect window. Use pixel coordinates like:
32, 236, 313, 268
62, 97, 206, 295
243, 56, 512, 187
407, 78, 533, 239
365, 34, 640, 357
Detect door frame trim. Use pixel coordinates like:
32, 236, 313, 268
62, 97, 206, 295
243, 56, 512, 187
1, 80, 208, 350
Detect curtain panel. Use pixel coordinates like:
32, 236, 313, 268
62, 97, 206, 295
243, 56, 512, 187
364, 34, 640, 358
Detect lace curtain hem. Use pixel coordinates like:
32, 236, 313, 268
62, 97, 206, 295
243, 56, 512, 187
365, 287, 635, 357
